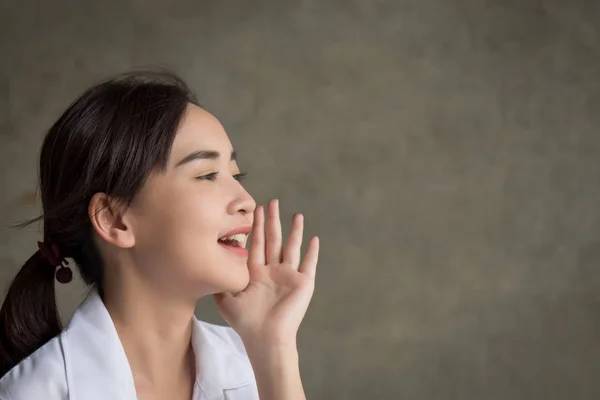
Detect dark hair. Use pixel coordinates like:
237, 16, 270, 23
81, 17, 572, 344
0, 70, 198, 377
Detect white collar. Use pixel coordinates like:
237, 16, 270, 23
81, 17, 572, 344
62, 288, 254, 400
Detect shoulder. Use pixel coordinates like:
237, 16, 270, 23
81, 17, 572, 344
0, 334, 68, 400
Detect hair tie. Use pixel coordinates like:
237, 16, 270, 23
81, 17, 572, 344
37, 241, 73, 284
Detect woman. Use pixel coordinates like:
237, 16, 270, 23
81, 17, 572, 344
0, 71, 319, 400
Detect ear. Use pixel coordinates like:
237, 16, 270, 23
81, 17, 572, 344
88, 193, 136, 249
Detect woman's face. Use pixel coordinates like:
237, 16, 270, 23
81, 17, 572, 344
126, 104, 256, 297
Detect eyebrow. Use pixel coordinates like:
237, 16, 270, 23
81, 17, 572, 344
175, 150, 237, 167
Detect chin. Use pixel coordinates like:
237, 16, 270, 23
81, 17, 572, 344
198, 262, 250, 295
222, 269, 251, 293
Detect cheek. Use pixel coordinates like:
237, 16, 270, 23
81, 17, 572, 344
149, 197, 219, 251
136, 182, 215, 236
130, 183, 250, 292
138, 193, 221, 265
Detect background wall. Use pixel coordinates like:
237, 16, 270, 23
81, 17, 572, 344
1, 0, 600, 398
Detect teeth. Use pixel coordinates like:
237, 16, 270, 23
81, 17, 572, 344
220, 233, 247, 246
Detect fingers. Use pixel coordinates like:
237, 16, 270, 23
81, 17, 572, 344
266, 199, 283, 265
283, 213, 304, 268
298, 236, 319, 279
257, 199, 316, 271
249, 205, 265, 266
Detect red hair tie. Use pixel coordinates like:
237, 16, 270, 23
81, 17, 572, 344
37, 241, 73, 284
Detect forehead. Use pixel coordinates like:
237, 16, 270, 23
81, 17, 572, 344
169, 104, 233, 164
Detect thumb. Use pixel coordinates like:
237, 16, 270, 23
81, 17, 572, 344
212, 292, 236, 320
213, 291, 234, 307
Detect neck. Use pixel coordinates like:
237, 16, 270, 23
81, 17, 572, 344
102, 275, 198, 393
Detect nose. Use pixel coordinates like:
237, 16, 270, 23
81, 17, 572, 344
228, 183, 256, 216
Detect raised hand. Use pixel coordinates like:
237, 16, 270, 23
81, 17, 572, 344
213, 199, 319, 347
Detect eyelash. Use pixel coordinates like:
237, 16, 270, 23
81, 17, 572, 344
195, 172, 247, 182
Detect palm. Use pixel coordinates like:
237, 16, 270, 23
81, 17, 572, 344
213, 200, 319, 345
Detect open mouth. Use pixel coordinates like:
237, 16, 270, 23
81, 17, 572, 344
218, 233, 247, 249
218, 226, 251, 257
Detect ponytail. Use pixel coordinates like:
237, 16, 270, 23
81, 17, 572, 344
0, 250, 63, 377
0, 70, 199, 378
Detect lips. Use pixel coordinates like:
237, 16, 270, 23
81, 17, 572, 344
218, 233, 247, 248
218, 226, 251, 250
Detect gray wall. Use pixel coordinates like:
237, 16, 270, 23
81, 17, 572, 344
2, 1, 600, 398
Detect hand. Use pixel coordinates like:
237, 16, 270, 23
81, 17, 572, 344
213, 199, 319, 348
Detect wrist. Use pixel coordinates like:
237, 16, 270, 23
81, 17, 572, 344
239, 328, 298, 354
243, 341, 305, 400
243, 339, 298, 366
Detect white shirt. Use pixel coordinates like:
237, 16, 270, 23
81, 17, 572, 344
0, 288, 259, 400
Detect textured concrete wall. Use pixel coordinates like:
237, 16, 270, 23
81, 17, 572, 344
1, 1, 600, 398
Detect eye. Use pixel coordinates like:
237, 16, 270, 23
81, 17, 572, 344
195, 172, 218, 181
234, 172, 247, 182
